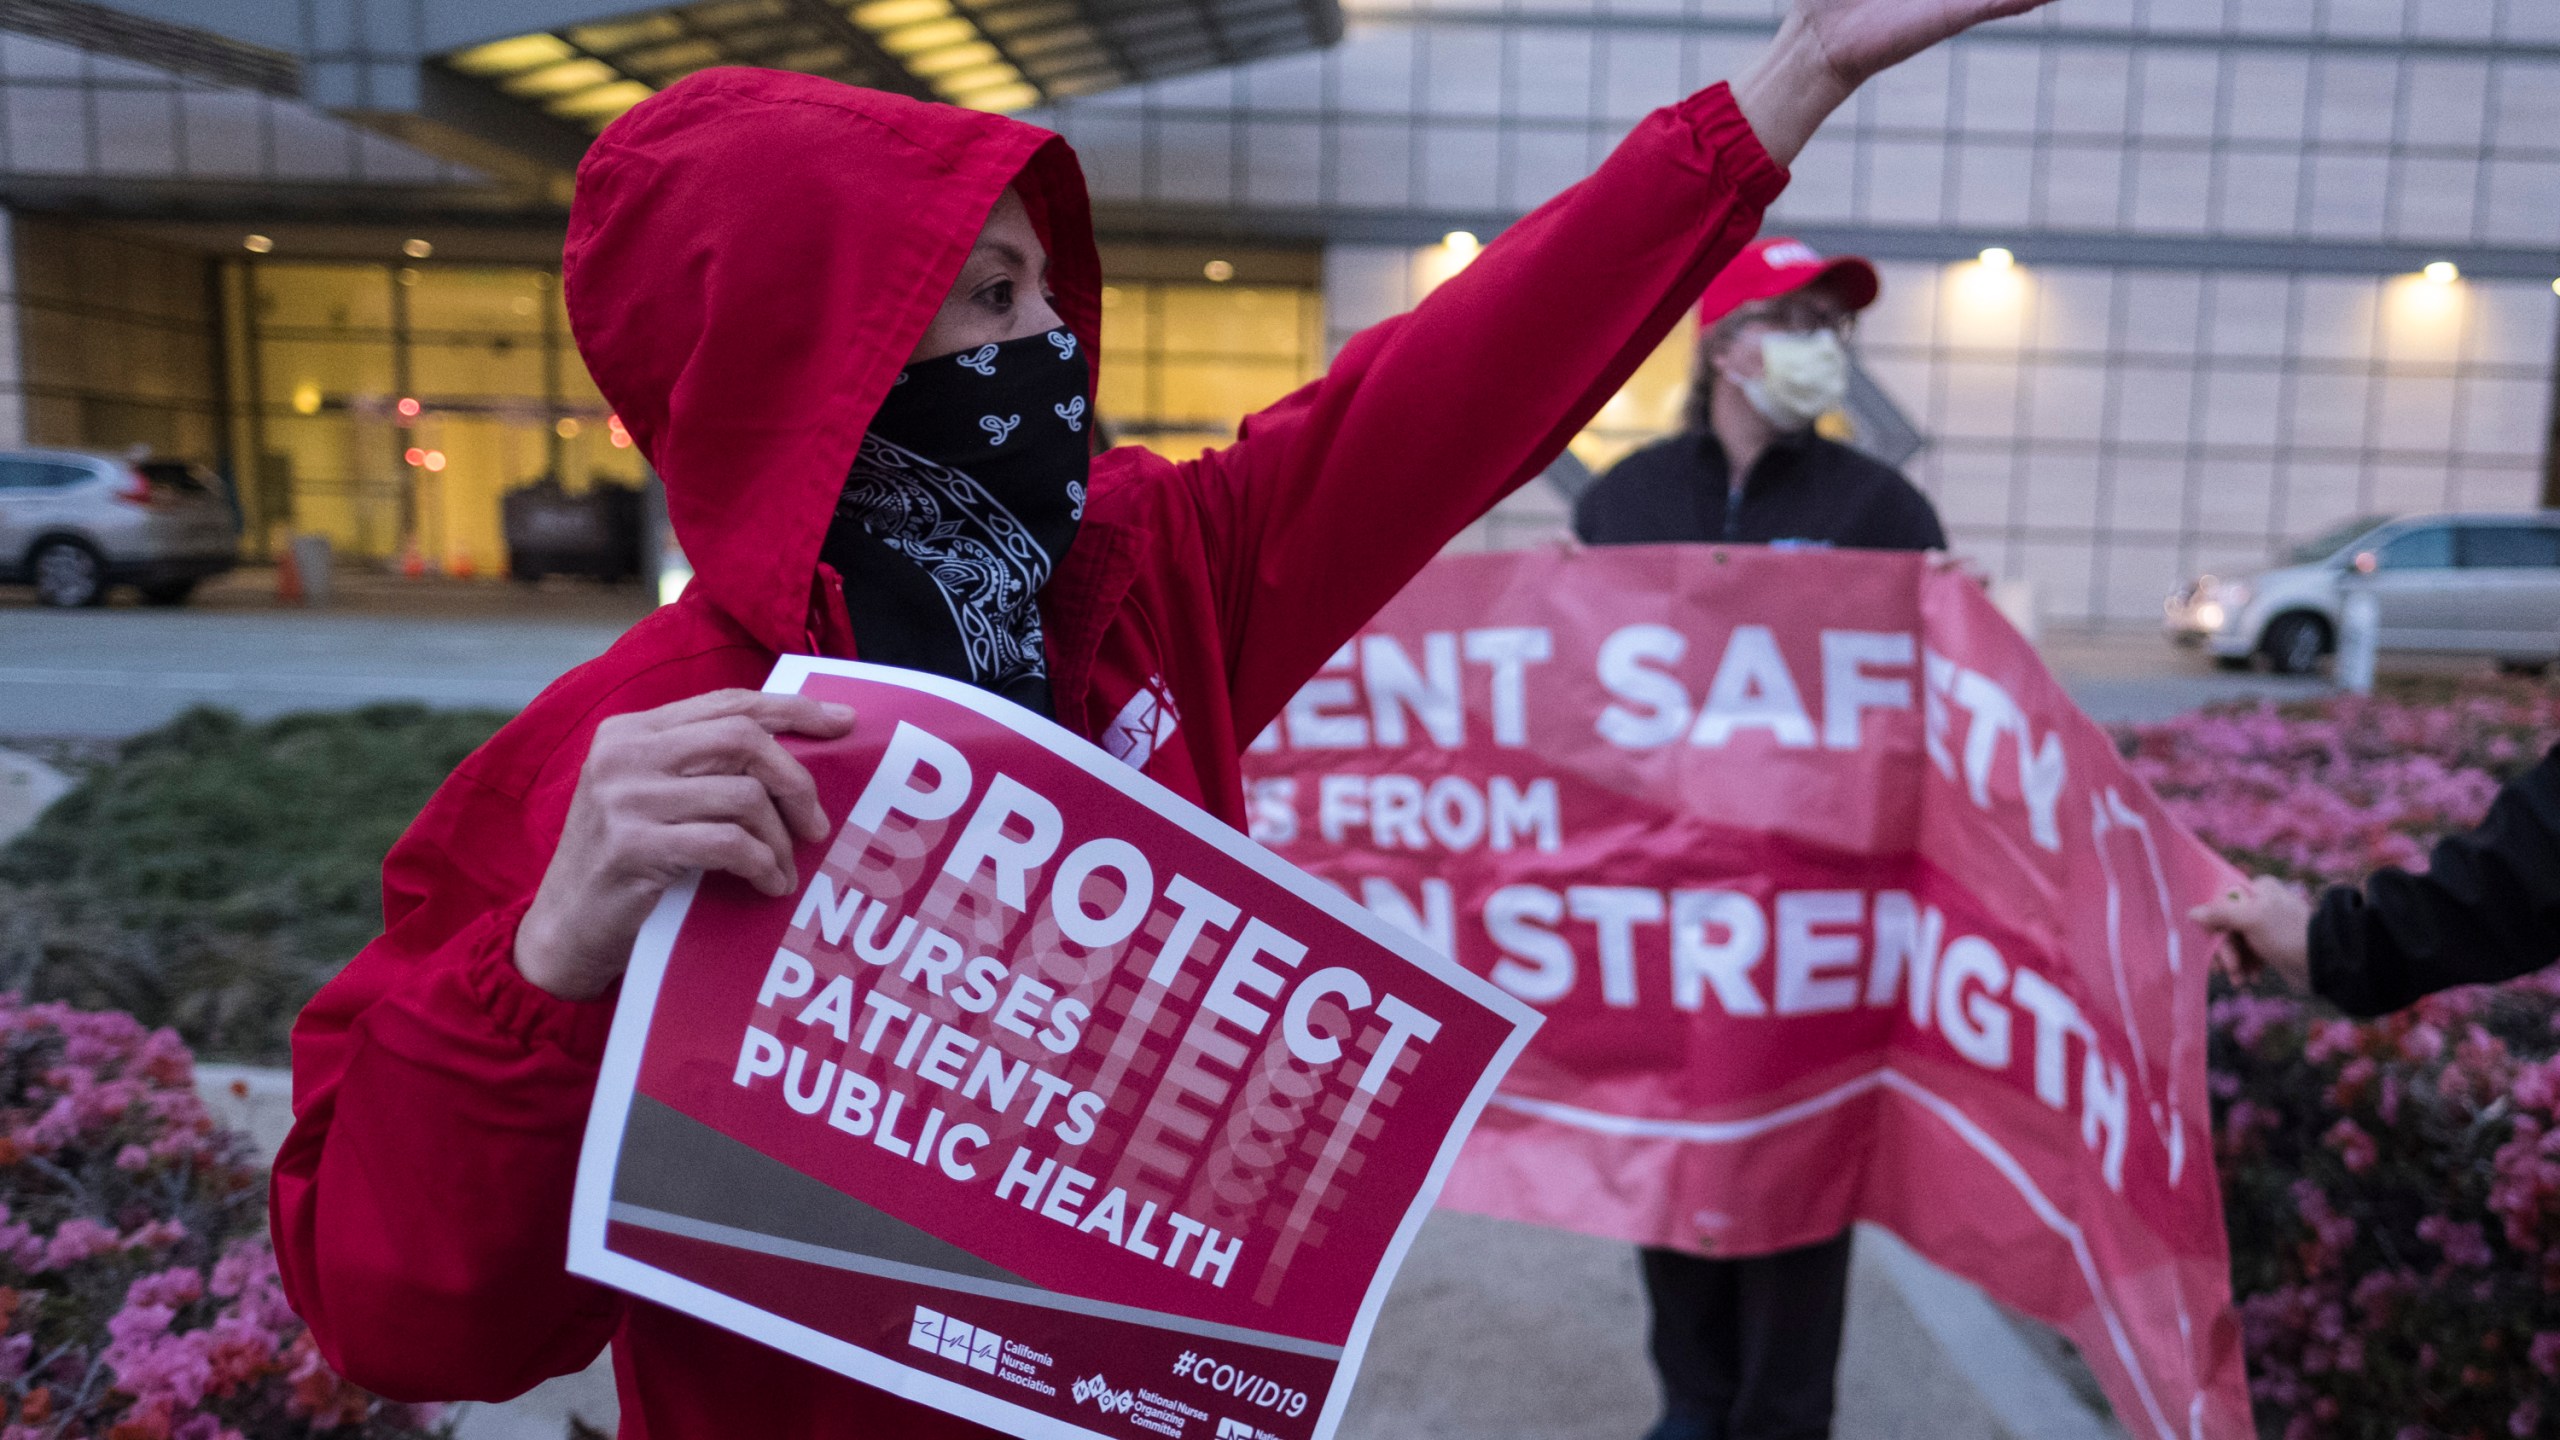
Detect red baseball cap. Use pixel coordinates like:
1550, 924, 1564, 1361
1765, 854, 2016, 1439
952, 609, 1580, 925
1696, 237, 1880, 328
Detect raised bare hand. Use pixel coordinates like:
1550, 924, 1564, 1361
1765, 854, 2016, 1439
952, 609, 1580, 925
515, 689, 856, 1001
1733, 0, 2061, 165
1795, 0, 2055, 93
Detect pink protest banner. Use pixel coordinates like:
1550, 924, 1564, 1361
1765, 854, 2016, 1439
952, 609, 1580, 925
567, 658, 1540, 1440
1240, 544, 2254, 1440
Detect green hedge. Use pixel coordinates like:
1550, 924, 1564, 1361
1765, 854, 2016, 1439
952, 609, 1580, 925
0, 705, 509, 1065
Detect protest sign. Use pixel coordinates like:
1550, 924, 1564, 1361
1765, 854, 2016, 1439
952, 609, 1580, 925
1241, 544, 2254, 1440
568, 658, 1541, 1440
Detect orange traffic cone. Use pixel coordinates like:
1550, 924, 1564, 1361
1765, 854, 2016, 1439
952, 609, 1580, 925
399, 542, 427, 579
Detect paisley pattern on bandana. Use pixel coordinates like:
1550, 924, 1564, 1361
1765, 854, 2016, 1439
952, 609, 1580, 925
821, 326, 1091, 715
836, 434, 1055, 691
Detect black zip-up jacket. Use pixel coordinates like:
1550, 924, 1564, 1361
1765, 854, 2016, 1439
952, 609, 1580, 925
1571, 427, 1947, 550
2311, 743, 2560, 1017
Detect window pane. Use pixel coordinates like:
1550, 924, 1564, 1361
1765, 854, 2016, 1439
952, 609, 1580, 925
413, 414, 557, 576
1095, 360, 1152, 421
1100, 284, 1157, 356
410, 335, 547, 402
407, 267, 550, 339
1156, 356, 1306, 428
1157, 285, 1311, 358
2378, 527, 2455, 569
1091, 268, 1319, 453
259, 338, 396, 408
2460, 525, 2560, 568
252, 264, 392, 334
256, 414, 405, 558
139, 460, 217, 496
0, 459, 69, 489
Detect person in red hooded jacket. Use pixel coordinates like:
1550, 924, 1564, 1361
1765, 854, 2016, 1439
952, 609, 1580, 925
271, 0, 2053, 1433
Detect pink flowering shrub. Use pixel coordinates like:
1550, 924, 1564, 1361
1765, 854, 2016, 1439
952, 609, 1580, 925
0, 996, 440, 1439
2123, 678, 2560, 1439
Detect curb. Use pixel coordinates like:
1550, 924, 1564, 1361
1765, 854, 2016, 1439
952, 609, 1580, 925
1841, 1224, 2126, 1440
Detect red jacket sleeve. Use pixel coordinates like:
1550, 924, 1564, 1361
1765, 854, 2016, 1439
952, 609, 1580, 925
268, 753, 625, 1402
269, 633, 768, 1401
1179, 83, 1788, 737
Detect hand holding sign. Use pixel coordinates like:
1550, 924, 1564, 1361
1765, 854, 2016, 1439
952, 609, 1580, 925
1242, 544, 2255, 1440
518, 689, 857, 1001
2190, 876, 2314, 993
569, 659, 1538, 1440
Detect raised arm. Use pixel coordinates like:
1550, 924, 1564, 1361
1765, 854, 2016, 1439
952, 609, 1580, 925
1184, 0, 2052, 736
2310, 745, 2560, 1017
2194, 745, 2560, 1017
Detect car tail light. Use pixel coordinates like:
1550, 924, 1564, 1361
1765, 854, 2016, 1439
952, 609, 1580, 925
112, 469, 154, 506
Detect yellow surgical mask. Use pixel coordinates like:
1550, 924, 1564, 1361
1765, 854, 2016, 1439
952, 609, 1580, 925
1739, 330, 1849, 430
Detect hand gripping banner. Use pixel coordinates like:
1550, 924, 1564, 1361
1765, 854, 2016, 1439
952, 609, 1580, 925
570, 659, 1541, 1440
1239, 545, 2253, 1440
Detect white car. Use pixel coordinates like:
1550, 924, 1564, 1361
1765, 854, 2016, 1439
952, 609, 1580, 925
0, 450, 238, 607
2167, 512, 2560, 674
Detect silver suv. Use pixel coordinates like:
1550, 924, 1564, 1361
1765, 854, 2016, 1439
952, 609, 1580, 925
2167, 512, 2560, 674
0, 450, 239, 607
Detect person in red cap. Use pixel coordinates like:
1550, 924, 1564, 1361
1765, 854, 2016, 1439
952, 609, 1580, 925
1572, 238, 1947, 1440
1573, 237, 1943, 554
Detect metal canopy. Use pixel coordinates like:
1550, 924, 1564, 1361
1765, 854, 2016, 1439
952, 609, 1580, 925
448, 0, 1341, 134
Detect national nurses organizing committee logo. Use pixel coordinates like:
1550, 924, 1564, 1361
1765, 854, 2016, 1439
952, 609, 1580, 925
907, 1305, 1000, 1375
1071, 1374, 1136, 1415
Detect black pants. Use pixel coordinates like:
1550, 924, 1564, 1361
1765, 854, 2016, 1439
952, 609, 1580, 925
1638, 1232, 1854, 1440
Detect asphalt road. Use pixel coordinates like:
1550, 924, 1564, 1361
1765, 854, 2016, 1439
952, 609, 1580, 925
0, 580, 644, 735
0, 576, 2358, 740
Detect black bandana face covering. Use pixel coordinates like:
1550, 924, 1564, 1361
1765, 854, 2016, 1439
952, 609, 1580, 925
822, 328, 1092, 716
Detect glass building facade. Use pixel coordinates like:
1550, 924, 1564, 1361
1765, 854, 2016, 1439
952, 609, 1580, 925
0, 0, 2551, 625
231, 259, 634, 570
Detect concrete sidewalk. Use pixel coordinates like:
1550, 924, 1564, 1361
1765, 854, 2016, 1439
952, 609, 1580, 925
199, 1048, 2124, 1440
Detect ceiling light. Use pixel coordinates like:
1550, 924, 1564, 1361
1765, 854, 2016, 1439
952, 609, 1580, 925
550, 80, 654, 127
449, 34, 576, 76
954, 81, 1041, 111
402, 238, 433, 259
501, 58, 619, 99
242, 234, 274, 254
566, 15, 684, 52
1978, 247, 2015, 271
879, 19, 978, 55
910, 44, 1004, 77
854, 0, 955, 26
2422, 260, 2459, 285
1443, 230, 1481, 259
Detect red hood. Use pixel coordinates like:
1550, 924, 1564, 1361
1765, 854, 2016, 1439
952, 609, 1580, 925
564, 68, 1102, 653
